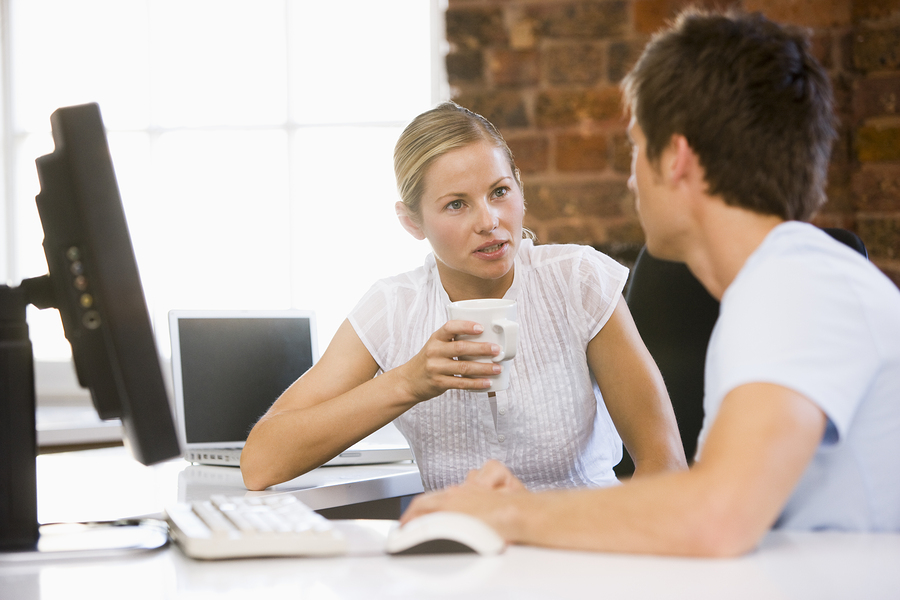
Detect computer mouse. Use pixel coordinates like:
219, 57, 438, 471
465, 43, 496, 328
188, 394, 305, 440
385, 511, 506, 556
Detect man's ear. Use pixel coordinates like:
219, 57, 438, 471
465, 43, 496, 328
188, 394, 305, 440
668, 134, 697, 185
395, 201, 426, 240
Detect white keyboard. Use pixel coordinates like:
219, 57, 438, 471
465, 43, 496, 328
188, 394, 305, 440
165, 494, 348, 559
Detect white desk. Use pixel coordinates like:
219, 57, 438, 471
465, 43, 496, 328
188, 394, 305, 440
33, 447, 423, 524
3, 448, 899, 600
3, 530, 899, 599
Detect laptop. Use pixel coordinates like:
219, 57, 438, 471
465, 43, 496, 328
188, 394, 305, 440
168, 309, 413, 468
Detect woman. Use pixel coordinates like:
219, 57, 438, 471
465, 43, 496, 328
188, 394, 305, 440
241, 102, 685, 492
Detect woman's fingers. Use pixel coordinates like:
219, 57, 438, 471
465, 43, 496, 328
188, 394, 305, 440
398, 320, 507, 400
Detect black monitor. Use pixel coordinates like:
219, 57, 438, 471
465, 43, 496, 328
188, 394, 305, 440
0, 103, 180, 555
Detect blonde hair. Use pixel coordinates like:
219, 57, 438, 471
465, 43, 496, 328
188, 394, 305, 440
394, 102, 524, 224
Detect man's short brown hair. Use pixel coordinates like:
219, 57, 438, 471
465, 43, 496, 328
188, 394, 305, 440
621, 9, 837, 221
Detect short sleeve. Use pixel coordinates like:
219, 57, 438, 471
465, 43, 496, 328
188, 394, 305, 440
346, 280, 394, 372
707, 256, 880, 443
575, 248, 629, 341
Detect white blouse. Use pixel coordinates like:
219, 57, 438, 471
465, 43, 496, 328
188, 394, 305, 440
347, 240, 628, 491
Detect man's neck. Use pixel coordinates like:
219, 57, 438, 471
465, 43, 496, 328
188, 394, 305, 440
683, 203, 784, 301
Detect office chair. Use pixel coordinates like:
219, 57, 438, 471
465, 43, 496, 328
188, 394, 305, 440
614, 227, 867, 478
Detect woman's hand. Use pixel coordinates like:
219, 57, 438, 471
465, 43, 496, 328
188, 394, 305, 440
394, 320, 503, 401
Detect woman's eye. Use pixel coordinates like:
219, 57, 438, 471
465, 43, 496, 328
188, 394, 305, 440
447, 199, 463, 210
493, 187, 509, 198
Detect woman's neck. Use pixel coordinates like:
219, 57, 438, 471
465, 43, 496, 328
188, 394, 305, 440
435, 261, 515, 302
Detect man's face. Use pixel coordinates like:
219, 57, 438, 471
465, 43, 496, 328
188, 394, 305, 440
627, 118, 670, 256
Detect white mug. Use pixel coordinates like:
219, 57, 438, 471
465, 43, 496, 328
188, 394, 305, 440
447, 299, 518, 392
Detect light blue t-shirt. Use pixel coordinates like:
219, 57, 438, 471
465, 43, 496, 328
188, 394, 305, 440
698, 222, 900, 531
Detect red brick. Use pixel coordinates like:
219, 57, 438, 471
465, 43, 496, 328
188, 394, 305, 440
530, 2, 629, 39
852, 25, 900, 73
611, 130, 633, 174
535, 87, 624, 127
633, 0, 728, 35
506, 134, 550, 175
527, 180, 629, 220
543, 220, 605, 245
823, 162, 854, 213
444, 0, 900, 253
854, 74, 900, 120
609, 39, 649, 83
633, 0, 671, 35
447, 50, 484, 85
744, 0, 852, 28
526, 181, 631, 222
830, 125, 855, 166
856, 123, 900, 162
490, 50, 540, 87
543, 43, 605, 86
858, 215, 900, 260
446, 7, 507, 51
810, 213, 858, 231
604, 219, 646, 245
810, 32, 834, 69
832, 74, 856, 123
853, 0, 900, 23
453, 91, 530, 130
557, 133, 609, 172
522, 214, 546, 242
526, 182, 563, 221
852, 163, 900, 211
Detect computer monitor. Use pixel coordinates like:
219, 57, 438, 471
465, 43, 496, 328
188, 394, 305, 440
0, 103, 180, 554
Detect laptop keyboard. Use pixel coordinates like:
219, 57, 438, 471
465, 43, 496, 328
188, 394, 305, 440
165, 494, 347, 559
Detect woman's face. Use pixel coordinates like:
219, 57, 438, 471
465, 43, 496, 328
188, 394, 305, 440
410, 141, 524, 298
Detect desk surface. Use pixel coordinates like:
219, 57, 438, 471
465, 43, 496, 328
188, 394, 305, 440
4, 448, 899, 600
34, 446, 423, 524
2, 529, 899, 599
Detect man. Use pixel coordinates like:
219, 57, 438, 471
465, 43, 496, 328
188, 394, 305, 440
399, 8, 900, 557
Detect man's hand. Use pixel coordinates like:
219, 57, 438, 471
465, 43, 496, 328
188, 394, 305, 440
400, 460, 530, 542
462, 460, 527, 492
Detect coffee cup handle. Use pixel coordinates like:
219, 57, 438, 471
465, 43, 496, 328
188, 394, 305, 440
491, 319, 518, 362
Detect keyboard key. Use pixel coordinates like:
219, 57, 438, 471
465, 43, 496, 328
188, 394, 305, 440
166, 494, 347, 559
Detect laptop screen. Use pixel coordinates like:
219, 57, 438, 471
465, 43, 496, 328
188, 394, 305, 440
170, 311, 317, 446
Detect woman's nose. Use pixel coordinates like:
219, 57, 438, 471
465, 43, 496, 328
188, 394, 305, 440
474, 201, 499, 233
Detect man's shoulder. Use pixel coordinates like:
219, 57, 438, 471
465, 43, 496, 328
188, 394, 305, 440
749, 226, 894, 301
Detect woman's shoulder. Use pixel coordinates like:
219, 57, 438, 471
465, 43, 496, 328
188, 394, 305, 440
520, 241, 622, 272
355, 256, 437, 311
517, 242, 629, 305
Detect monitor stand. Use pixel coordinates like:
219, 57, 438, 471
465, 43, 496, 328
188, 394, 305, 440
0, 279, 168, 563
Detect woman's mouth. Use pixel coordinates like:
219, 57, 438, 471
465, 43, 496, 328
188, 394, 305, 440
475, 241, 508, 257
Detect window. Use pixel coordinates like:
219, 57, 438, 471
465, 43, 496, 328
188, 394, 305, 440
1, 0, 445, 397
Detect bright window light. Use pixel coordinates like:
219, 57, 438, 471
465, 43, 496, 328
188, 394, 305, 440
3, 0, 440, 371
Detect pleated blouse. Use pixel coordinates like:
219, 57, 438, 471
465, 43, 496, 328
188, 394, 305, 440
347, 240, 628, 491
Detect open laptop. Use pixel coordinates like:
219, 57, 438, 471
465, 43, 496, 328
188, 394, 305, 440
168, 309, 412, 468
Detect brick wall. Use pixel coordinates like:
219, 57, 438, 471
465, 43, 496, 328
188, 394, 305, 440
444, 0, 900, 285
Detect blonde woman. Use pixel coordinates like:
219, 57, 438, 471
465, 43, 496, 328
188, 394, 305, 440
241, 102, 686, 492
